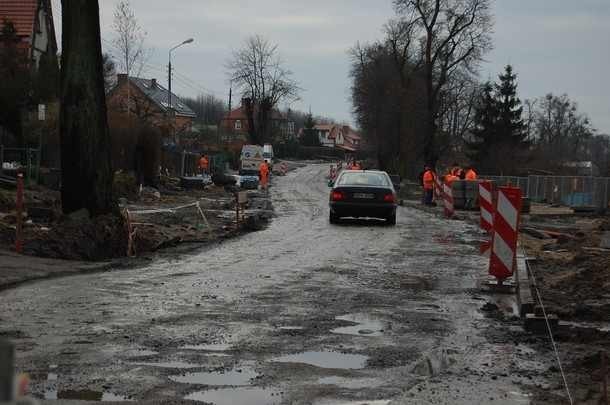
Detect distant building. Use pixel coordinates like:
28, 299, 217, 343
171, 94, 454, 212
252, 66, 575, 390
311, 124, 362, 151
0, 0, 57, 69
107, 74, 196, 134
219, 99, 295, 143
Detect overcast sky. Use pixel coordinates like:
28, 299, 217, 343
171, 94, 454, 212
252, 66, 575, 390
51, 0, 610, 134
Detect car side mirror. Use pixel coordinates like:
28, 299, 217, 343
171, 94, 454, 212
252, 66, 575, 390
328, 180, 334, 187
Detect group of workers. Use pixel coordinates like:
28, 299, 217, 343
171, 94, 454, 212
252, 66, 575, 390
421, 163, 478, 205
329, 159, 365, 182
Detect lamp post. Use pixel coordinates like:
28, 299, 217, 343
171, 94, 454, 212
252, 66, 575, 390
168, 38, 194, 114
168, 38, 194, 145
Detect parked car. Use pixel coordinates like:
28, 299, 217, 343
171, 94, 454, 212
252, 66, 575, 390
329, 170, 397, 225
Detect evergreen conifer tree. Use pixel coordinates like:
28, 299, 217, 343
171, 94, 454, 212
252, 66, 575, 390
466, 82, 497, 172
301, 112, 320, 147
467, 65, 529, 174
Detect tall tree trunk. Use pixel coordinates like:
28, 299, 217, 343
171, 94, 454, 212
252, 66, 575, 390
60, 0, 114, 215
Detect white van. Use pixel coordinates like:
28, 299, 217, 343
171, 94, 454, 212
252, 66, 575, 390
263, 144, 274, 165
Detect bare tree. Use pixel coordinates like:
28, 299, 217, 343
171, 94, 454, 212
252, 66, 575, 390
394, 0, 493, 165
112, 0, 147, 77
102, 53, 117, 93
60, 0, 114, 215
112, 0, 148, 120
226, 35, 300, 145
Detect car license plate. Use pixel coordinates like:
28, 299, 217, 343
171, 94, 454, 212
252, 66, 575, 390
353, 193, 374, 199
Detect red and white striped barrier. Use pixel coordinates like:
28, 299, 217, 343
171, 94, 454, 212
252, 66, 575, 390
489, 186, 523, 281
434, 176, 444, 202
443, 183, 454, 218
479, 181, 494, 233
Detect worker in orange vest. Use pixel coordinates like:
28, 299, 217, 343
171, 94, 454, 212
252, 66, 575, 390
451, 163, 464, 180
465, 166, 478, 181
445, 171, 459, 186
422, 165, 435, 205
199, 154, 209, 175
259, 161, 270, 190
352, 161, 362, 170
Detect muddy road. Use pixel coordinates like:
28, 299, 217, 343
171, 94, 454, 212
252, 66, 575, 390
1, 165, 554, 404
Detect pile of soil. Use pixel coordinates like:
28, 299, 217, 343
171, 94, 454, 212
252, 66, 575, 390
23, 212, 127, 261
524, 218, 610, 321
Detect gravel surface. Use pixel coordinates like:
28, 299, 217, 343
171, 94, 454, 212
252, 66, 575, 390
1, 164, 566, 404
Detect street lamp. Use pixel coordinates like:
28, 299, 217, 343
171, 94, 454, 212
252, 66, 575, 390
168, 38, 194, 112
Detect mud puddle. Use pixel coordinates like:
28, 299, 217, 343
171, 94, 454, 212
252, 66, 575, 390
272, 351, 368, 369
317, 376, 384, 389
331, 314, 385, 336
314, 400, 390, 405
180, 343, 233, 352
561, 320, 610, 332
170, 364, 258, 386
45, 388, 130, 401
185, 387, 282, 405
277, 326, 305, 331
131, 360, 200, 369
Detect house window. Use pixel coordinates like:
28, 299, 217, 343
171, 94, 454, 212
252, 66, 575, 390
235, 120, 242, 130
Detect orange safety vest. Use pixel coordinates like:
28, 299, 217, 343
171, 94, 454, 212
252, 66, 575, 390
465, 169, 477, 181
423, 170, 435, 190
260, 162, 269, 177
445, 174, 458, 186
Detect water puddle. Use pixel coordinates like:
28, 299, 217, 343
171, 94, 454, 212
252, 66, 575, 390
45, 388, 130, 401
331, 314, 385, 336
131, 360, 200, 369
561, 320, 610, 332
271, 351, 368, 369
170, 365, 258, 386
314, 400, 390, 405
185, 387, 282, 405
180, 343, 232, 352
124, 348, 159, 357
278, 326, 305, 331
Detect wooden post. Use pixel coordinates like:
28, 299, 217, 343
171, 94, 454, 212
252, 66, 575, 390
603, 351, 608, 405
235, 192, 240, 226
0, 339, 14, 401
15, 173, 24, 253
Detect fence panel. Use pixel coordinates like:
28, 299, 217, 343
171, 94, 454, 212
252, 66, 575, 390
487, 174, 610, 211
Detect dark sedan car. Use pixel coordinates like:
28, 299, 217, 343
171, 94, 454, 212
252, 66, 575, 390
329, 170, 397, 225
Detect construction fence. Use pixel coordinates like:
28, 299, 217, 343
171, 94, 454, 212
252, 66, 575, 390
481, 175, 610, 212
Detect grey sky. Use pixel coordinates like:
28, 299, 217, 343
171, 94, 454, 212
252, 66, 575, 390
52, 1, 610, 133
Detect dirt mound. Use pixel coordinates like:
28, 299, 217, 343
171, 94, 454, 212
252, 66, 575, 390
23, 213, 127, 261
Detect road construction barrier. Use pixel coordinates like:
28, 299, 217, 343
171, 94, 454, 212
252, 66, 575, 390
123, 201, 212, 257
442, 183, 454, 218
479, 181, 494, 233
489, 186, 523, 282
15, 173, 24, 254
434, 175, 443, 202
279, 162, 288, 175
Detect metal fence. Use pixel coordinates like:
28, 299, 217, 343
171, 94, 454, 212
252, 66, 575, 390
0, 146, 41, 184
480, 174, 610, 212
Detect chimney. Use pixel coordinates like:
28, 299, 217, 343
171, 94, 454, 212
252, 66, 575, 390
151, 78, 157, 88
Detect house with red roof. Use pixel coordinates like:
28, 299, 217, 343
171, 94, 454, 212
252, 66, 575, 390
219, 99, 295, 143
0, 0, 57, 69
312, 124, 362, 151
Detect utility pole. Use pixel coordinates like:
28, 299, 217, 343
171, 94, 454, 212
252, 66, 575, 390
167, 38, 194, 142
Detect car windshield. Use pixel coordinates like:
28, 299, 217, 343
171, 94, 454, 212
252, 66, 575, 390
336, 172, 390, 187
